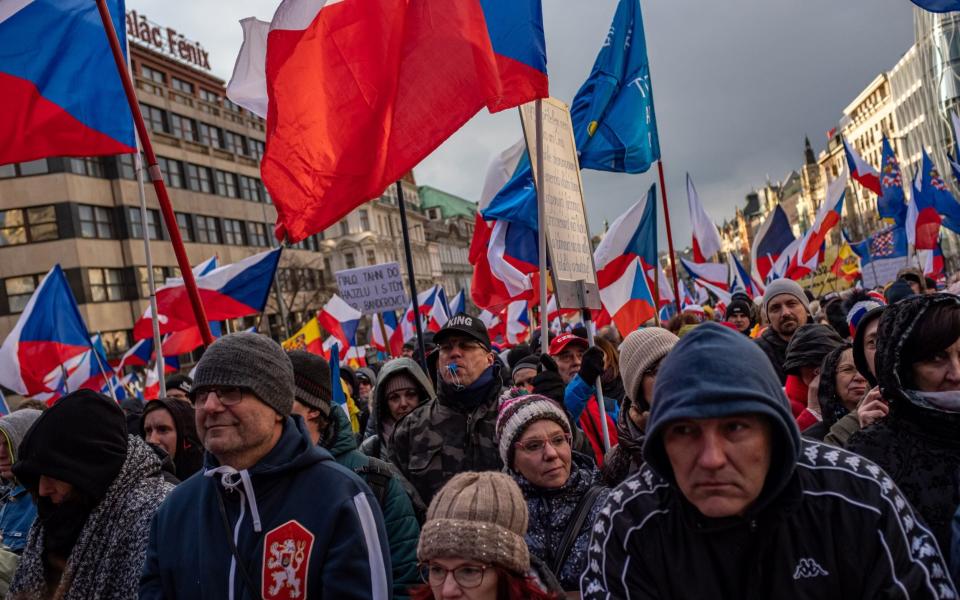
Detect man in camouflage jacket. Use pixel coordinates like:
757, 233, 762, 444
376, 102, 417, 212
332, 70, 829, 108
389, 314, 504, 504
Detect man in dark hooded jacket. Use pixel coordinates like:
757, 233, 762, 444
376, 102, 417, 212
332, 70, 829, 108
390, 314, 504, 504
580, 323, 955, 599
141, 332, 391, 599
139, 397, 204, 481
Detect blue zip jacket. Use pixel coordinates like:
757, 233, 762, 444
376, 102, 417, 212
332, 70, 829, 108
140, 416, 392, 599
0, 484, 35, 553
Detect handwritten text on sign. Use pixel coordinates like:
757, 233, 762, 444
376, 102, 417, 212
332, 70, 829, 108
335, 263, 408, 315
520, 99, 597, 286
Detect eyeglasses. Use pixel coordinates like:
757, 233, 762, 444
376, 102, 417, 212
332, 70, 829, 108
419, 563, 489, 588
190, 386, 249, 409
514, 433, 571, 454
438, 339, 484, 353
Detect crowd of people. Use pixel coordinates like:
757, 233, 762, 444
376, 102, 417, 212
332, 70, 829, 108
0, 265, 957, 598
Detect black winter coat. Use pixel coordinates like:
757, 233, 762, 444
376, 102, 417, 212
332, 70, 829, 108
515, 453, 609, 592
755, 327, 789, 384
581, 441, 957, 599
846, 293, 960, 560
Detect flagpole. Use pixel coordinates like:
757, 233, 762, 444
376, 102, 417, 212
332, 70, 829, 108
395, 180, 428, 370
94, 0, 214, 347
134, 152, 167, 397
536, 100, 549, 356
657, 161, 682, 313
121, 27, 167, 396
90, 334, 118, 404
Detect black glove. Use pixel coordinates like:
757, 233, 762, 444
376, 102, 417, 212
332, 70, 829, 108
532, 354, 564, 403
578, 347, 604, 384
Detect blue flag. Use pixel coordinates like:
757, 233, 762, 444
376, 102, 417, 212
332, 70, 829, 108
483, 0, 660, 229
878, 137, 908, 226
570, 0, 661, 173
909, 0, 960, 12
330, 343, 346, 409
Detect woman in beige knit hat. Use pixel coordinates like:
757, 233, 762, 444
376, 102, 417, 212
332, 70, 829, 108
412, 471, 560, 600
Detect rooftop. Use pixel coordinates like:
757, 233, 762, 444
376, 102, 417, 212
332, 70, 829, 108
418, 185, 477, 219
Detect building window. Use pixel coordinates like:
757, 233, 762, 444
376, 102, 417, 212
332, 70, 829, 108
223, 219, 245, 246
4, 274, 42, 313
214, 170, 239, 198
199, 89, 220, 104
139, 103, 168, 133
194, 215, 220, 244
186, 164, 213, 193
340, 220, 350, 236
100, 330, 131, 356
137, 266, 167, 298
198, 122, 223, 148
67, 157, 105, 178
260, 181, 271, 204
223, 130, 248, 156
0, 205, 58, 246
170, 113, 197, 142
366, 249, 376, 265
224, 98, 244, 113
239, 175, 261, 202
250, 139, 265, 160
359, 209, 370, 231
78, 205, 113, 239
128, 207, 161, 240
171, 77, 194, 95
88, 268, 124, 302
175, 212, 194, 242
140, 64, 166, 84
118, 154, 136, 180
345, 252, 356, 269
246, 222, 268, 247
157, 156, 184, 188
17, 159, 49, 176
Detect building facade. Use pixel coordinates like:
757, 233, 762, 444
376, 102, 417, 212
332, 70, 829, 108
0, 12, 474, 371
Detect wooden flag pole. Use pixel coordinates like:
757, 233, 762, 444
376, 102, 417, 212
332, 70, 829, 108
657, 161, 682, 314
95, 0, 214, 346
535, 100, 550, 356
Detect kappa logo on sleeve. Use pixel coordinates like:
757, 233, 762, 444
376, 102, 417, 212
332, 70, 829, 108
262, 520, 315, 599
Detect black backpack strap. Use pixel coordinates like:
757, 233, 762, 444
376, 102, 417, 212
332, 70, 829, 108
549, 485, 605, 576
355, 457, 393, 508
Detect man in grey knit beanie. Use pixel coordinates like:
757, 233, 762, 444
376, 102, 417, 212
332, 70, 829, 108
191, 332, 295, 470
756, 278, 811, 384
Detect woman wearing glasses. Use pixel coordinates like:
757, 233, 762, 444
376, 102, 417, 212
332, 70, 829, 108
493, 390, 609, 595
413, 471, 560, 599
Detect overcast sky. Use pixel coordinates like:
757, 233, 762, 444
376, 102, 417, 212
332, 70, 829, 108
132, 0, 916, 250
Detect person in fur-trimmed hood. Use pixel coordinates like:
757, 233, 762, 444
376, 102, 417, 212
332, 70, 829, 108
8, 390, 173, 600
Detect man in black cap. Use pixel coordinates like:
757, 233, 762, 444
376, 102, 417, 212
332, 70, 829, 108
389, 313, 505, 503
9, 390, 172, 599
164, 373, 192, 402
724, 294, 755, 336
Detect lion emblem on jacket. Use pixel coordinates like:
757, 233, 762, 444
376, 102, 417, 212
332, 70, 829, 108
267, 538, 307, 597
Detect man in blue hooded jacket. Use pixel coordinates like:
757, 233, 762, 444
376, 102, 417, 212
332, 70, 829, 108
580, 323, 956, 599
140, 332, 391, 599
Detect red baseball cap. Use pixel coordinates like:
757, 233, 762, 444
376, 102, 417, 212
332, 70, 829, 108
549, 333, 588, 356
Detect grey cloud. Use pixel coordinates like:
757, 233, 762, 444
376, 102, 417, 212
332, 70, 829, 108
134, 0, 913, 248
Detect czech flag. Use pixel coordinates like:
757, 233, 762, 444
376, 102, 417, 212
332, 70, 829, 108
427, 295, 450, 333
318, 294, 362, 351
600, 257, 657, 334
478, 309, 505, 343
119, 337, 153, 369
687, 174, 723, 263
800, 166, 847, 263
727, 253, 762, 298
0, 0, 135, 165
0, 265, 92, 397
448, 291, 466, 317
505, 300, 531, 346
132, 249, 280, 340
680, 258, 729, 291
162, 321, 222, 358
750, 204, 795, 284
921, 244, 945, 281
594, 184, 659, 292
283, 316, 324, 355
251, 0, 548, 243
143, 366, 160, 401
373, 311, 401, 357
132, 256, 218, 340
842, 137, 881, 195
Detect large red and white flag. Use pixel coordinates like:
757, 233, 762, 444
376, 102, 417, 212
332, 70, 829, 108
233, 0, 548, 243
687, 174, 723, 262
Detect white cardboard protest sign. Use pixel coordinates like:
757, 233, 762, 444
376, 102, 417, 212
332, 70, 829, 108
335, 262, 408, 315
